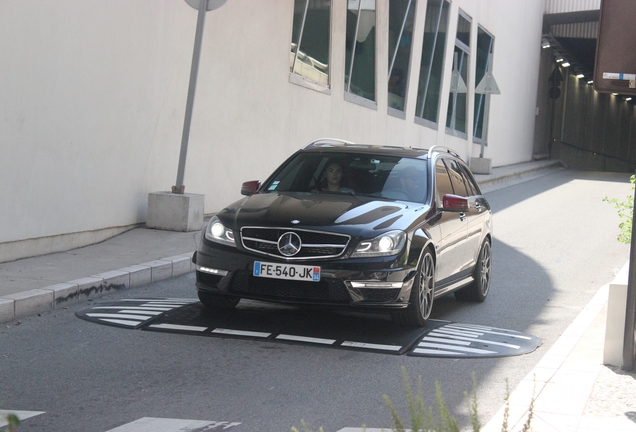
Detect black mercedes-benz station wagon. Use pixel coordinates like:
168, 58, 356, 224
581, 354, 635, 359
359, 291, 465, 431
192, 139, 492, 326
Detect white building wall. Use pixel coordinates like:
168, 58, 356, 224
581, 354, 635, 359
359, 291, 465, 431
0, 0, 544, 261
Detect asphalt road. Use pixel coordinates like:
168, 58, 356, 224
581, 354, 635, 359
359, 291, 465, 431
0, 169, 632, 432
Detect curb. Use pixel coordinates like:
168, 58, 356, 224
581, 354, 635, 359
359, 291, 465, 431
475, 159, 564, 191
0, 252, 195, 324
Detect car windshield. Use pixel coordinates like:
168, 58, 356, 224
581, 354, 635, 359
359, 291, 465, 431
262, 152, 429, 202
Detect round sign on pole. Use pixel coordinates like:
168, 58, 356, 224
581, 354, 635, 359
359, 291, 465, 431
185, 0, 227, 12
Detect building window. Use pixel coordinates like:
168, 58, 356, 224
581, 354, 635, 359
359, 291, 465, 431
446, 10, 471, 137
290, 0, 331, 90
388, 0, 416, 115
415, 0, 450, 127
473, 26, 494, 144
345, 0, 377, 107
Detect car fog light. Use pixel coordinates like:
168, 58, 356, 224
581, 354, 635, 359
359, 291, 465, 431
197, 266, 229, 276
349, 281, 403, 289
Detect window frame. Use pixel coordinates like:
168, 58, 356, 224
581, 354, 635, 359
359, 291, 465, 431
289, 0, 332, 95
344, 0, 378, 109
473, 25, 495, 146
387, 0, 416, 118
414, 0, 451, 130
445, 9, 472, 139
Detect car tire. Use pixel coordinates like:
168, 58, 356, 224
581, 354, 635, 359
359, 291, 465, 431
392, 248, 435, 327
455, 238, 491, 302
197, 291, 240, 309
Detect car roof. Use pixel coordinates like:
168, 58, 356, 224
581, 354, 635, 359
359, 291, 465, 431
301, 138, 461, 161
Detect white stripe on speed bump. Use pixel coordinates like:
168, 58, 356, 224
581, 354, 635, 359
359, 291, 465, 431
0, 410, 45, 427
105, 417, 241, 431
276, 334, 336, 345
149, 323, 208, 332
212, 328, 271, 338
341, 341, 402, 352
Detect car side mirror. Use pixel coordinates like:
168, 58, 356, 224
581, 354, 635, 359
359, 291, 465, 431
241, 180, 260, 196
442, 194, 469, 211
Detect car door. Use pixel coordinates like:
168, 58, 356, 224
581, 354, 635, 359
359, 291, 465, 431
432, 159, 468, 284
460, 162, 490, 266
445, 159, 482, 270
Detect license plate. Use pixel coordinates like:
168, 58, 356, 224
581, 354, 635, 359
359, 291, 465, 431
253, 261, 321, 282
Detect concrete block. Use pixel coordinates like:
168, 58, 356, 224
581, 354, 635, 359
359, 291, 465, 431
120, 264, 152, 288
147, 191, 204, 232
7, 289, 54, 319
604, 264, 629, 366
71, 276, 105, 301
0, 298, 15, 323
141, 260, 173, 283
470, 157, 492, 174
163, 254, 195, 277
44, 282, 80, 308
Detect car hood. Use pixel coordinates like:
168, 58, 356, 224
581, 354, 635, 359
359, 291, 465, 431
219, 192, 429, 236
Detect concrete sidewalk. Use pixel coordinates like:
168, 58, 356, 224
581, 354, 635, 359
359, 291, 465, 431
6, 158, 635, 431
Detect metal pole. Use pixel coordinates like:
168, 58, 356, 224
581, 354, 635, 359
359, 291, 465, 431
623, 183, 636, 371
173, 0, 208, 194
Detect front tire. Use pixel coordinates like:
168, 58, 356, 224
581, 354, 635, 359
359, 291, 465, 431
392, 249, 435, 327
197, 291, 240, 309
455, 238, 491, 302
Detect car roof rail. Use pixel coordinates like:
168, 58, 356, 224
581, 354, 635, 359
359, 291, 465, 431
304, 138, 355, 149
427, 145, 461, 159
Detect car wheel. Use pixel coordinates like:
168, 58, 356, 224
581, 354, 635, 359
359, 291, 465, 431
197, 291, 240, 309
392, 249, 435, 327
455, 238, 491, 302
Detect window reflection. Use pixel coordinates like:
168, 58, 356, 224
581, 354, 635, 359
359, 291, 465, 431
415, 0, 450, 125
473, 27, 494, 142
290, 0, 331, 86
388, 0, 415, 112
446, 11, 471, 136
345, 0, 376, 102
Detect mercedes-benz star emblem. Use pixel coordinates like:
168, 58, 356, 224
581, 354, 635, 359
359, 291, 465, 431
278, 232, 302, 257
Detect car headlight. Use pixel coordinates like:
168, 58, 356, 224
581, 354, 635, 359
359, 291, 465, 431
205, 216, 236, 247
352, 230, 406, 257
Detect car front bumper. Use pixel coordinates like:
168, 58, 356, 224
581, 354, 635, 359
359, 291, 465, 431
193, 243, 418, 309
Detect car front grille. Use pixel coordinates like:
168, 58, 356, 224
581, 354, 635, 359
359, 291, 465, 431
241, 227, 350, 260
196, 271, 223, 287
229, 270, 351, 303
356, 288, 401, 303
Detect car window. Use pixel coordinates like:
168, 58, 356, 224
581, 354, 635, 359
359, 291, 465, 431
461, 164, 481, 196
444, 159, 469, 197
435, 160, 454, 203
262, 152, 428, 202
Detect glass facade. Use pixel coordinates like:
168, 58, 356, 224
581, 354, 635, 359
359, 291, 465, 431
290, 0, 331, 86
388, 0, 416, 113
473, 26, 494, 143
345, 0, 377, 102
446, 11, 471, 137
415, 0, 450, 125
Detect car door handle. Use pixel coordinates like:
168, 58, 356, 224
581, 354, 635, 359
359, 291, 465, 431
459, 212, 466, 221
475, 203, 482, 212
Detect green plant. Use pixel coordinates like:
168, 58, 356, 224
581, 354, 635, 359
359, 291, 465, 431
4, 412, 20, 432
604, 174, 635, 244
383, 367, 534, 432
293, 368, 536, 432
291, 419, 325, 432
